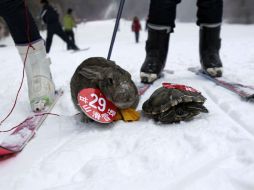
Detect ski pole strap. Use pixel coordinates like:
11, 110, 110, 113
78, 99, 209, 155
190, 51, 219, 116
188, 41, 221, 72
107, 0, 125, 60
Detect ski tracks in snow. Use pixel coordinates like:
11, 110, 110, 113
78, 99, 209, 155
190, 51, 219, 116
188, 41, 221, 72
21, 78, 254, 190
202, 85, 254, 139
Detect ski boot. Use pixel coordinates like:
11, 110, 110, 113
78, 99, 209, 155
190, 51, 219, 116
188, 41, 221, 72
67, 40, 79, 51
140, 27, 170, 83
199, 25, 223, 77
70, 44, 79, 51
17, 39, 56, 112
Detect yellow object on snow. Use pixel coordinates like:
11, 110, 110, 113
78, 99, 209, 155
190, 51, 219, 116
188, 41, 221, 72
114, 108, 140, 122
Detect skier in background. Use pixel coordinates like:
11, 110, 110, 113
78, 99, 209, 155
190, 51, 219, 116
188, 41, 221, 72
40, 0, 79, 53
131, 16, 142, 43
0, 0, 55, 111
63, 8, 77, 50
140, 0, 224, 83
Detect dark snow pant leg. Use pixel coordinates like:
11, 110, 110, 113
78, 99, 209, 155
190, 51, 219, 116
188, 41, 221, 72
65, 30, 75, 49
196, 0, 223, 25
67, 30, 75, 44
135, 32, 139, 43
46, 29, 54, 53
148, 0, 181, 32
54, 25, 76, 49
0, 0, 41, 45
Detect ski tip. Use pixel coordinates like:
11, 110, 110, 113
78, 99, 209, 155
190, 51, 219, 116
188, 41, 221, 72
0, 146, 18, 159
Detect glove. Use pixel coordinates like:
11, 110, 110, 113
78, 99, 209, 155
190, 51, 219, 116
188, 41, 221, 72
142, 83, 208, 123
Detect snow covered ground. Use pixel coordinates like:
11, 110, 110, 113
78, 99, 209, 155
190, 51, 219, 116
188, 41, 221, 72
1, 20, 254, 190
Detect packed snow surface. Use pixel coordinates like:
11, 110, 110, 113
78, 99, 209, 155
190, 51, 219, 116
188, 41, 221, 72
0, 20, 254, 190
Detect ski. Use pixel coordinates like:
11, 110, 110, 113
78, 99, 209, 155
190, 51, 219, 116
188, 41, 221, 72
70, 47, 90, 53
188, 67, 254, 101
136, 69, 174, 96
0, 89, 63, 158
137, 83, 151, 96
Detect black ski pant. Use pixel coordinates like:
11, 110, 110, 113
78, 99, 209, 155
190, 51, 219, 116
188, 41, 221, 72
148, 0, 223, 32
135, 32, 139, 43
65, 30, 75, 50
0, 0, 41, 45
46, 23, 76, 53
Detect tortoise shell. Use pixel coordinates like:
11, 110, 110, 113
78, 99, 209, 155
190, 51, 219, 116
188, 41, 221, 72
142, 83, 208, 123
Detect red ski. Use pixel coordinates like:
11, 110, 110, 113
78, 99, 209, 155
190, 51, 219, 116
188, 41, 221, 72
0, 89, 63, 158
188, 67, 254, 101
137, 83, 151, 96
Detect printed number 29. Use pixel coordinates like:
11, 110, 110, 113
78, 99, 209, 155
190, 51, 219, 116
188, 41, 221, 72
89, 93, 106, 112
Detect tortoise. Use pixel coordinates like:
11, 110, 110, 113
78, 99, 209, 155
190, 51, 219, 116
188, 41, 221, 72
142, 83, 208, 123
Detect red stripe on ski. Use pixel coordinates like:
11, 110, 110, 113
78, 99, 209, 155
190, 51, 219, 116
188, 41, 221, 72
188, 67, 254, 101
0, 146, 15, 156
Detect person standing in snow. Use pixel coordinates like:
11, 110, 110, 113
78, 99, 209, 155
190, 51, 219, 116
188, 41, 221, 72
40, 0, 79, 53
140, 0, 224, 83
0, 0, 55, 111
131, 16, 142, 43
63, 8, 77, 50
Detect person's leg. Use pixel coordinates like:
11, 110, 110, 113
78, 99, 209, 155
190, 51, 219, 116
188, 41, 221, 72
17, 40, 55, 111
197, 0, 223, 77
197, 0, 223, 26
135, 32, 139, 43
0, 0, 55, 111
45, 28, 54, 53
55, 24, 79, 50
70, 30, 75, 45
65, 30, 75, 50
140, 0, 181, 83
0, 0, 40, 44
65, 30, 71, 50
148, 0, 181, 31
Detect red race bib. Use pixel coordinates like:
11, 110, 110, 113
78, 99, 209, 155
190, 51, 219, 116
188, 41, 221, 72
78, 88, 117, 123
162, 82, 200, 93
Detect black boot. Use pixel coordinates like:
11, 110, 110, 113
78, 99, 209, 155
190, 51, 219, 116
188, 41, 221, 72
140, 28, 170, 83
70, 44, 79, 51
67, 40, 79, 51
200, 26, 223, 77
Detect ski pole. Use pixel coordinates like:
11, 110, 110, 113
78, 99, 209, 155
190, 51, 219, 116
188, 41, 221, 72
107, 0, 125, 60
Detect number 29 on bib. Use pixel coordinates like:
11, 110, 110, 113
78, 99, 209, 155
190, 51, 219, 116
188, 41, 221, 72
78, 88, 117, 123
